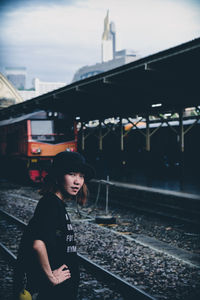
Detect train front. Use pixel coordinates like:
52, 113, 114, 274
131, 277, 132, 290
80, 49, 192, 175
27, 111, 77, 182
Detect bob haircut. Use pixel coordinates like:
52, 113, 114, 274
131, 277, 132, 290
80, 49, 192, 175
39, 174, 88, 205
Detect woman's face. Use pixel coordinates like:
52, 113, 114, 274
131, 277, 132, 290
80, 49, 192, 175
63, 172, 84, 196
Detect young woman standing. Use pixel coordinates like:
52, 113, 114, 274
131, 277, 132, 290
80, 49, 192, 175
14, 151, 95, 300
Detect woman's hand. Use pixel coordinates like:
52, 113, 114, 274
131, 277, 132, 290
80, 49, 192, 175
51, 264, 71, 285
33, 241, 71, 286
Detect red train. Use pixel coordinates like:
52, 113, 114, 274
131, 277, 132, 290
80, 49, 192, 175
0, 110, 77, 183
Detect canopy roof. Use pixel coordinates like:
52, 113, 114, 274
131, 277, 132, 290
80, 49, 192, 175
0, 37, 199, 122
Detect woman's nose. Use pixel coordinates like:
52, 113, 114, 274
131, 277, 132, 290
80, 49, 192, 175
74, 176, 81, 185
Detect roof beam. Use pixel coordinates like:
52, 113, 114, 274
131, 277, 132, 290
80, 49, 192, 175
102, 77, 114, 85
144, 63, 155, 71
74, 85, 90, 94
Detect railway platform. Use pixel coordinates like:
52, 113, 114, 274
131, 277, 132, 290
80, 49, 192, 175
89, 178, 200, 231
93, 179, 200, 200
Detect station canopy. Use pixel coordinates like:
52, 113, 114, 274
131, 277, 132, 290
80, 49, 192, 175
0, 37, 199, 122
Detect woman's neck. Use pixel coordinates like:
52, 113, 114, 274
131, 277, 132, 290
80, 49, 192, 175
55, 191, 63, 200
55, 191, 71, 202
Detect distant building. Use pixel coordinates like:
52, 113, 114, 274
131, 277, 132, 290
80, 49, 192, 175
0, 72, 23, 109
72, 10, 139, 82
73, 50, 138, 82
19, 89, 36, 101
19, 78, 66, 101
102, 10, 116, 62
5, 67, 26, 90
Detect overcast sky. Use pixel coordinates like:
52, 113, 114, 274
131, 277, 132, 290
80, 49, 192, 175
0, 0, 200, 88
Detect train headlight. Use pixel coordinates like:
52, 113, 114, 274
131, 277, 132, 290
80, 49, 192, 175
31, 147, 41, 154
66, 148, 74, 152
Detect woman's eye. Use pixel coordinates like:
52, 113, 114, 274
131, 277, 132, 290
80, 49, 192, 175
68, 173, 84, 178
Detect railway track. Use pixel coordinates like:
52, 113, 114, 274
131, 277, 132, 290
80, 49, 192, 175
1, 185, 200, 299
2, 192, 200, 267
2, 179, 200, 229
0, 209, 156, 300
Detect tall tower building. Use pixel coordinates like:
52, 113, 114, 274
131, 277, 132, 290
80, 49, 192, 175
72, 11, 139, 82
101, 10, 116, 62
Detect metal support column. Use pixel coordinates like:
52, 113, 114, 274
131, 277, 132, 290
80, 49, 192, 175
81, 122, 85, 151
179, 110, 184, 153
105, 175, 109, 215
146, 114, 150, 151
99, 120, 103, 151
120, 117, 124, 151
179, 109, 185, 172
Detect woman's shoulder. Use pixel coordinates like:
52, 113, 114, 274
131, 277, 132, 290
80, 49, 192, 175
39, 192, 59, 203
36, 193, 61, 211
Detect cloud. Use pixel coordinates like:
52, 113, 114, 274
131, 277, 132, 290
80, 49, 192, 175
0, 0, 78, 11
0, 2, 101, 48
1, 0, 200, 50
0, 0, 200, 85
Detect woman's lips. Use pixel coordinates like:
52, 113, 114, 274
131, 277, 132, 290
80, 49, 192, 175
71, 187, 79, 192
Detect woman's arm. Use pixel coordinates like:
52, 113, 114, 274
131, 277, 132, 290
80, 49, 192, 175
33, 240, 70, 285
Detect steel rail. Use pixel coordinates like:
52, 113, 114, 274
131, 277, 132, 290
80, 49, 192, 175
0, 241, 16, 264
78, 253, 156, 300
0, 209, 156, 300
0, 208, 27, 227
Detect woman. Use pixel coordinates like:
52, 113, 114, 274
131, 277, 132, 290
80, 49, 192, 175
14, 151, 95, 300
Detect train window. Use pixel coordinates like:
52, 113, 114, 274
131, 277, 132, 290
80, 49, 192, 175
31, 121, 53, 135
30, 119, 74, 143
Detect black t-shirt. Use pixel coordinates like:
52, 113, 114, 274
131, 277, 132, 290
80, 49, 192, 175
18, 193, 79, 292
31, 193, 78, 269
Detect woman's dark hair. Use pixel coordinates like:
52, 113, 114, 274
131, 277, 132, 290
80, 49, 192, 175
39, 174, 88, 205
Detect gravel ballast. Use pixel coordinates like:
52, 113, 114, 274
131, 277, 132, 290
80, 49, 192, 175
0, 182, 200, 299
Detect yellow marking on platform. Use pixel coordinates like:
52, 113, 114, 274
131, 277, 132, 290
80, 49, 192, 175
31, 159, 37, 162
